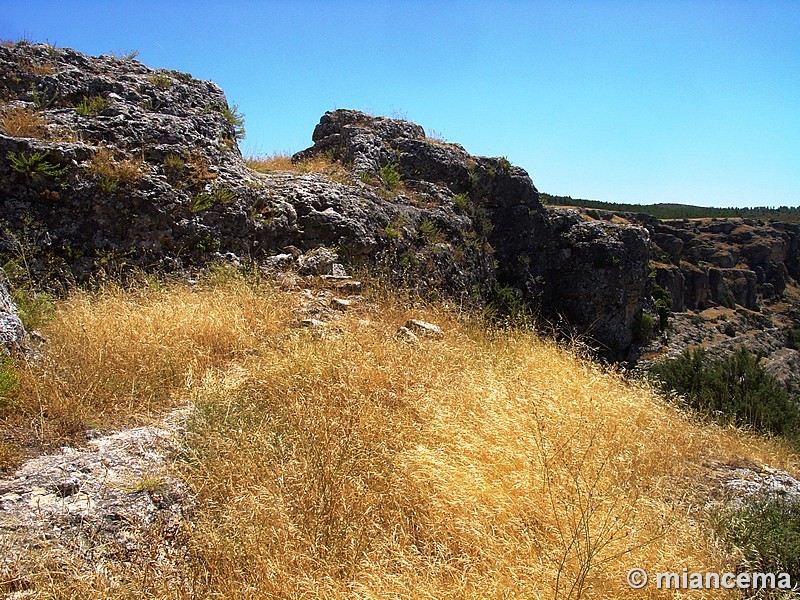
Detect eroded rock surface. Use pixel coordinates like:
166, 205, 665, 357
0, 413, 190, 583
0, 268, 25, 356
0, 43, 656, 356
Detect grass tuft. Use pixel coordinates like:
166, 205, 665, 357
0, 106, 48, 138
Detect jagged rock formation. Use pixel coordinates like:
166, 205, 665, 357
5, 44, 798, 362
0, 268, 25, 355
295, 109, 651, 355
638, 214, 800, 312
0, 43, 652, 357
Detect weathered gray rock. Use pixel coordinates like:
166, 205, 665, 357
403, 319, 444, 339
0, 413, 191, 574
0, 268, 25, 355
0, 44, 718, 359
714, 463, 800, 506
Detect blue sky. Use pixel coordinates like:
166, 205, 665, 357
2, 1, 798, 208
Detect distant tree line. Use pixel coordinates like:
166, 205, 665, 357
541, 193, 800, 223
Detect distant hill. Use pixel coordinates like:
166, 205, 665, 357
541, 193, 800, 223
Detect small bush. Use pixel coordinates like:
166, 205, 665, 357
650, 346, 800, 439
652, 282, 672, 331
109, 49, 139, 61
7, 150, 68, 180
216, 103, 245, 141
0, 357, 19, 400
148, 71, 173, 88
633, 312, 656, 344
162, 152, 185, 182
191, 193, 214, 212
419, 218, 445, 244
75, 95, 109, 117
21, 60, 56, 75
186, 151, 217, 186
786, 327, 800, 351
0, 106, 48, 138
13, 289, 55, 331
452, 192, 469, 211
487, 283, 529, 323
380, 161, 402, 189
88, 147, 142, 192
711, 495, 800, 583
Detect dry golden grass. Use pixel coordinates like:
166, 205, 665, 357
247, 151, 352, 184
245, 152, 294, 172
0, 274, 299, 463
21, 60, 57, 75
2, 273, 798, 598
0, 105, 48, 138
88, 146, 144, 191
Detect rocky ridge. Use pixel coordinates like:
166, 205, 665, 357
1, 42, 799, 362
0, 42, 652, 357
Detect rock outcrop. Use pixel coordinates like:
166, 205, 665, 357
294, 109, 652, 355
0, 413, 191, 582
0, 268, 25, 355
0, 43, 654, 357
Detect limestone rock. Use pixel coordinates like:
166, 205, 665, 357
403, 319, 444, 339
0, 413, 192, 575
0, 268, 25, 355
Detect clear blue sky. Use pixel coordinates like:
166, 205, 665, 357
2, 1, 798, 208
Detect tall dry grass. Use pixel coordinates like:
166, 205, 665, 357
0, 274, 298, 466
2, 273, 798, 598
246, 151, 352, 184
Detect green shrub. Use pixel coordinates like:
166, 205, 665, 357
75, 95, 109, 117
487, 283, 529, 324
380, 161, 402, 189
452, 193, 469, 211
148, 71, 173, 88
787, 328, 800, 351
191, 193, 214, 212
650, 346, 800, 439
7, 150, 68, 180
220, 104, 245, 141
19, 291, 54, 331
0, 357, 19, 401
419, 219, 444, 244
652, 283, 672, 331
710, 495, 800, 583
633, 312, 656, 344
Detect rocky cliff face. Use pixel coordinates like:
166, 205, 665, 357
0, 43, 654, 358
293, 109, 652, 355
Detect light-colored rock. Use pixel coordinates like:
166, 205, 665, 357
403, 319, 444, 339
301, 318, 327, 328
331, 297, 352, 311
0, 410, 192, 574
395, 326, 419, 344
0, 268, 25, 356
